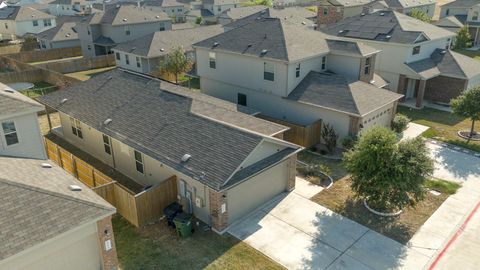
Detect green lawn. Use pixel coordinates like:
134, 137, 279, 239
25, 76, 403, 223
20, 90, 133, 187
455, 49, 480, 60
113, 216, 284, 270
398, 106, 480, 152
425, 178, 461, 195
297, 151, 348, 181
19, 81, 58, 98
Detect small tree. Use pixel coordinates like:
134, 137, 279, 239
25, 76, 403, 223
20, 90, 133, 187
454, 26, 472, 50
321, 123, 338, 154
408, 9, 431, 23
451, 86, 480, 138
344, 127, 434, 211
391, 114, 410, 133
195, 16, 202, 25
162, 45, 192, 84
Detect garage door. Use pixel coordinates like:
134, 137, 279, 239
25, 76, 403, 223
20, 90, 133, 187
227, 160, 288, 225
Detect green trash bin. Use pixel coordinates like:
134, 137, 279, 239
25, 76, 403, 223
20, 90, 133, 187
173, 213, 193, 237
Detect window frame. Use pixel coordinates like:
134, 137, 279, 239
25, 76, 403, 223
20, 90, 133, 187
115, 52, 120, 60
209, 52, 216, 69
263, 62, 274, 81
364, 57, 371, 75
134, 150, 144, 174
321, 56, 327, 70
237, 93, 247, 106
70, 117, 83, 139
103, 134, 111, 155
43, 19, 52, 27
412, 45, 421, 55
136, 56, 141, 68
124, 25, 130, 36
1, 120, 19, 146
295, 63, 301, 78
125, 54, 130, 65
32, 20, 38, 27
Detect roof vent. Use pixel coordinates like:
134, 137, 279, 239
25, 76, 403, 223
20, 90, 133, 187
181, 154, 191, 162
260, 49, 268, 55
302, 21, 306, 25
247, 44, 252, 47
123, 18, 127, 21
69, 185, 82, 191
338, 30, 344, 33
155, 15, 160, 18
41, 163, 52, 168
386, 35, 392, 39
360, 13, 365, 16
60, 98, 68, 104
104, 118, 112, 125
213, 42, 219, 47
380, 12, 385, 16
4, 89, 14, 93
440, 50, 447, 54
160, 48, 165, 52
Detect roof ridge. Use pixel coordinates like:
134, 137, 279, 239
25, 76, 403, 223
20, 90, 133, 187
448, 50, 472, 78
277, 18, 290, 61
0, 177, 115, 212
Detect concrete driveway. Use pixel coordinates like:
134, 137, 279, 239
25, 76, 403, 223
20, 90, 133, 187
228, 184, 430, 270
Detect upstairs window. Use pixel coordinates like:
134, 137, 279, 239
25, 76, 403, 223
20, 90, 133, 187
87, 44, 91, 50
125, 26, 130, 36
209, 52, 216, 69
136, 56, 141, 68
323, 8, 328, 15
87, 27, 91, 35
32, 20, 38, 27
103, 134, 111, 155
412, 45, 421, 55
473, 11, 479, 21
2, 121, 19, 146
134, 150, 144, 174
159, 22, 165, 31
364, 57, 371, 75
125, 54, 130, 65
115, 52, 120, 60
237, 93, 247, 106
446, 9, 449, 16
43, 19, 52, 27
70, 117, 83, 139
264, 62, 274, 81
295, 63, 301, 78
4, 23, 7, 29
217, 6, 221, 12
321, 56, 327, 70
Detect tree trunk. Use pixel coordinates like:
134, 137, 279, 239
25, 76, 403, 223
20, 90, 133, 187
175, 73, 178, 84
470, 119, 476, 137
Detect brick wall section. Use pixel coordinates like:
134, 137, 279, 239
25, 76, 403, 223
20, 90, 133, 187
317, 5, 344, 27
358, 54, 376, 83
286, 154, 297, 191
96, 215, 119, 270
209, 189, 229, 232
397, 74, 407, 101
424, 75, 467, 104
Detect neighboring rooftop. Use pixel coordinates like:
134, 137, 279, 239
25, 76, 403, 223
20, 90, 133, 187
441, 0, 480, 8
113, 25, 224, 58
0, 156, 115, 261
268, 6, 316, 20
0, 82, 44, 117
185, 8, 214, 17
143, 0, 186, 7
85, 3, 170, 25
36, 16, 83, 42
434, 15, 465, 30
203, 0, 242, 5
321, 0, 375, 7
0, 5, 54, 21
321, 10, 454, 44
407, 49, 480, 79
383, 0, 436, 8
38, 69, 295, 191
287, 71, 403, 116
218, 5, 267, 21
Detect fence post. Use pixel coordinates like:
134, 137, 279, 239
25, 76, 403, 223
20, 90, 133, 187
92, 168, 97, 187
56, 144, 63, 168
71, 154, 78, 178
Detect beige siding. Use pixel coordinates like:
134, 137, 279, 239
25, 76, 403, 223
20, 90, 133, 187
240, 140, 287, 168
0, 222, 101, 270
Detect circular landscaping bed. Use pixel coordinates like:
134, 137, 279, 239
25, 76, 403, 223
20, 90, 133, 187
363, 199, 403, 217
457, 131, 480, 141
306, 171, 333, 189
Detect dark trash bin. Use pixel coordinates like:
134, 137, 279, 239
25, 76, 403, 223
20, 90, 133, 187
173, 212, 193, 237
163, 202, 182, 228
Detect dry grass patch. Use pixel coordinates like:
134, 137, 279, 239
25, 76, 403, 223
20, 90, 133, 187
113, 215, 284, 270
311, 177, 451, 244
38, 112, 60, 135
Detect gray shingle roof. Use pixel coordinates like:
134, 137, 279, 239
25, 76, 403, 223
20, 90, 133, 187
38, 69, 292, 190
327, 0, 375, 7
0, 157, 114, 261
185, 8, 214, 17
93, 35, 115, 45
219, 5, 267, 20
36, 16, 83, 42
203, 0, 242, 5
384, 0, 435, 8
327, 39, 380, 57
287, 71, 403, 116
434, 15, 466, 29
223, 7, 269, 29
441, 0, 480, 8
113, 25, 224, 58
0, 82, 44, 117
0, 6, 54, 21
407, 49, 480, 79
321, 10, 454, 44
87, 3, 170, 26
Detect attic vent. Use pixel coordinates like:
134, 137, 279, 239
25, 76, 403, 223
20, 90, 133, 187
104, 118, 112, 125
160, 48, 165, 51
155, 15, 160, 18
260, 49, 268, 55
181, 154, 191, 162
60, 98, 68, 104
69, 185, 82, 191
302, 21, 306, 25
386, 35, 392, 39
4, 89, 14, 93
41, 163, 52, 168
360, 13, 365, 16
338, 30, 344, 33
123, 18, 127, 21
213, 42, 219, 47
380, 12, 385, 16
440, 50, 447, 54
247, 44, 252, 47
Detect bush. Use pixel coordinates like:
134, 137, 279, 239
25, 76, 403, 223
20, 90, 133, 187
321, 123, 338, 154
195, 17, 202, 25
392, 114, 410, 133
341, 135, 357, 150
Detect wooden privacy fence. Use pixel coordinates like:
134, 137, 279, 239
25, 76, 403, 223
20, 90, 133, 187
44, 137, 178, 227
258, 115, 322, 147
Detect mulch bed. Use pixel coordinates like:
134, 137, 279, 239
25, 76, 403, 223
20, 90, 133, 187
458, 131, 480, 141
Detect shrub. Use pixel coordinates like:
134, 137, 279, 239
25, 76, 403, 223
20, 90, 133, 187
392, 114, 410, 133
321, 123, 338, 154
195, 17, 202, 25
341, 135, 357, 150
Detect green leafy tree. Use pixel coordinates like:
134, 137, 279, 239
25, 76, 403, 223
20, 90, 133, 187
162, 45, 192, 84
454, 26, 472, 50
451, 86, 480, 138
344, 127, 434, 211
242, 0, 272, 7
408, 8, 431, 23
391, 114, 410, 133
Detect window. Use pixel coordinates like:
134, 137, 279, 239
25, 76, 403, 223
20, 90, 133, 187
323, 8, 328, 15
43, 19, 52, 27
295, 63, 301, 78
41, 40, 46, 49
32, 20, 38, 26
115, 52, 120, 60
412, 45, 421, 55
2, 121, 19, 146
237, 93, 247, 106
209, 52, 216, 69
364, 57, 371, 75
87, 27, 90, 35
178, 8, 182, 12
159, 22, 165, 31
136, 56, 141, 68
70, 117, 83, 139
473, 11, 479, 21
263, 62, 274, 81
218, 6, 221, 11
4, 23, 7, 29
446, 9, 449, 16
103, 134, 111, 155
125, 26, 130, 36
321, 56, 327, 70
134, 150, 144, 174
87, 44, 91, 50
125, 54, 130, 65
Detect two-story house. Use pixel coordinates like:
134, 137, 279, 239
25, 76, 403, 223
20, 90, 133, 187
193, 17, 403, 141
439, 0, 480, 46
0, 5, 56, 41
76, 3, 172, 57
382, 0, 436, 17
112, 25, 223, 74
48, 0, 101, 16
38, 68, 300, 233
322, 10, 480, 108
36, 15, 83, 49
0, 82, 119, 270
143, 0, 190, 22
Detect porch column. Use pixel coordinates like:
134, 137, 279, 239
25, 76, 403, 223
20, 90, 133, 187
209, 189, 228, 233
397, 74, 407, 101
415, 79, 426, 108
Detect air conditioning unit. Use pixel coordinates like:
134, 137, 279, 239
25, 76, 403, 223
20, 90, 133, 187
195, 197, 203, 208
